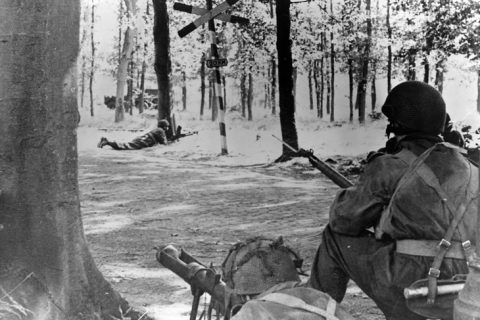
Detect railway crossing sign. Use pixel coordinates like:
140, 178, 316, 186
174, 0, 248, 38
174, 0, 248, 155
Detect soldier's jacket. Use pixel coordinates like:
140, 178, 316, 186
330, 136, 478, 240
328, 136, 478, 288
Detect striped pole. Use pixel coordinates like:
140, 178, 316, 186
207, 0, 228, 155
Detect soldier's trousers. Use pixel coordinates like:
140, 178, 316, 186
308, 225, 427, 320
108, 137, 153, 150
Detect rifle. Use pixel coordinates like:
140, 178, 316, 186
155, 245, 245, 320
272, 135, 353, 188
172, 125, 199, 141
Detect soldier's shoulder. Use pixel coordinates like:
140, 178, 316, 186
366, 149, 386, 163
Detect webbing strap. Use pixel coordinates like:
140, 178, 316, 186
260, 292, 340, 320
406, 144, 473, 304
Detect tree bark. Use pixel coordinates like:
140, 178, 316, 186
127, 59, 134, 115
271, 54, 277, 115
330, 1, 335, 123
0, 1, 138, 319
308, 61, 314, 110
182, 71, 187, 111
407, 48, 416, 81
348, 55, 354, 122
371, 65, 377, 112
386, 0, 392, 92
200, 53, 206, 117
153, 0, 172, 134
423, 54, 430, 83
356, 0, 371, 124
138, 2, 150, 115
313, 60, 321, 117
477, 70, 480, 113
275, 0, 298, 160
324, 32, 330, 115
241, 73, 246, 118
89, 0, 95, 117
292, 66, 297, 111
434, 59, 445, 94
247, 73, 253, 121
115, 0, 136, 122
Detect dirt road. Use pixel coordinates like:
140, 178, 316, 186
78, 147, 384, 320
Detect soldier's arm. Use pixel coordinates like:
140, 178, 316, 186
329, 155, 405, 236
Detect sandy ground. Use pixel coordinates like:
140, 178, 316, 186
78, 133, 384, 320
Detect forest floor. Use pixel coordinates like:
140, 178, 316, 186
78, 134, 384, 320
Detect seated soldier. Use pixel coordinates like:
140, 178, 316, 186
97, 119, 170, 150
308, 81, 478, 320
222, 237, 354, 320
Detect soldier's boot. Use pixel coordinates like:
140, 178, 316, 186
97, 137, 109, 148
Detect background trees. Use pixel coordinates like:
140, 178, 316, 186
85, 0, 479, 125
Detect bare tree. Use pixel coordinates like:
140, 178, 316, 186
153, 0, 172, 135
115, 0, 137, 122
275, 0, 299, 161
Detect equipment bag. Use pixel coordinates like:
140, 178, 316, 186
231, 282, 355, 320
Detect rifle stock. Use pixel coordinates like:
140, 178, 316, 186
156, 245, 245, 316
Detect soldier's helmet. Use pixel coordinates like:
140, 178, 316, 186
382, 81, 446, 135
157, 119, 170, 129
221, 237, 302, 296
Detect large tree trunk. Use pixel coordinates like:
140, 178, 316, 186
153, 0, 172, 135
275, 0, 298, 161
115, 0, 137, 122
0, 1, 140, 319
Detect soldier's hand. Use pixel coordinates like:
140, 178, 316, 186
297, 148, 314, 158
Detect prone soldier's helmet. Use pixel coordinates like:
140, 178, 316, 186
382, 81, 446, 136
221, 237, 302, 296
157, 119, 170, 129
